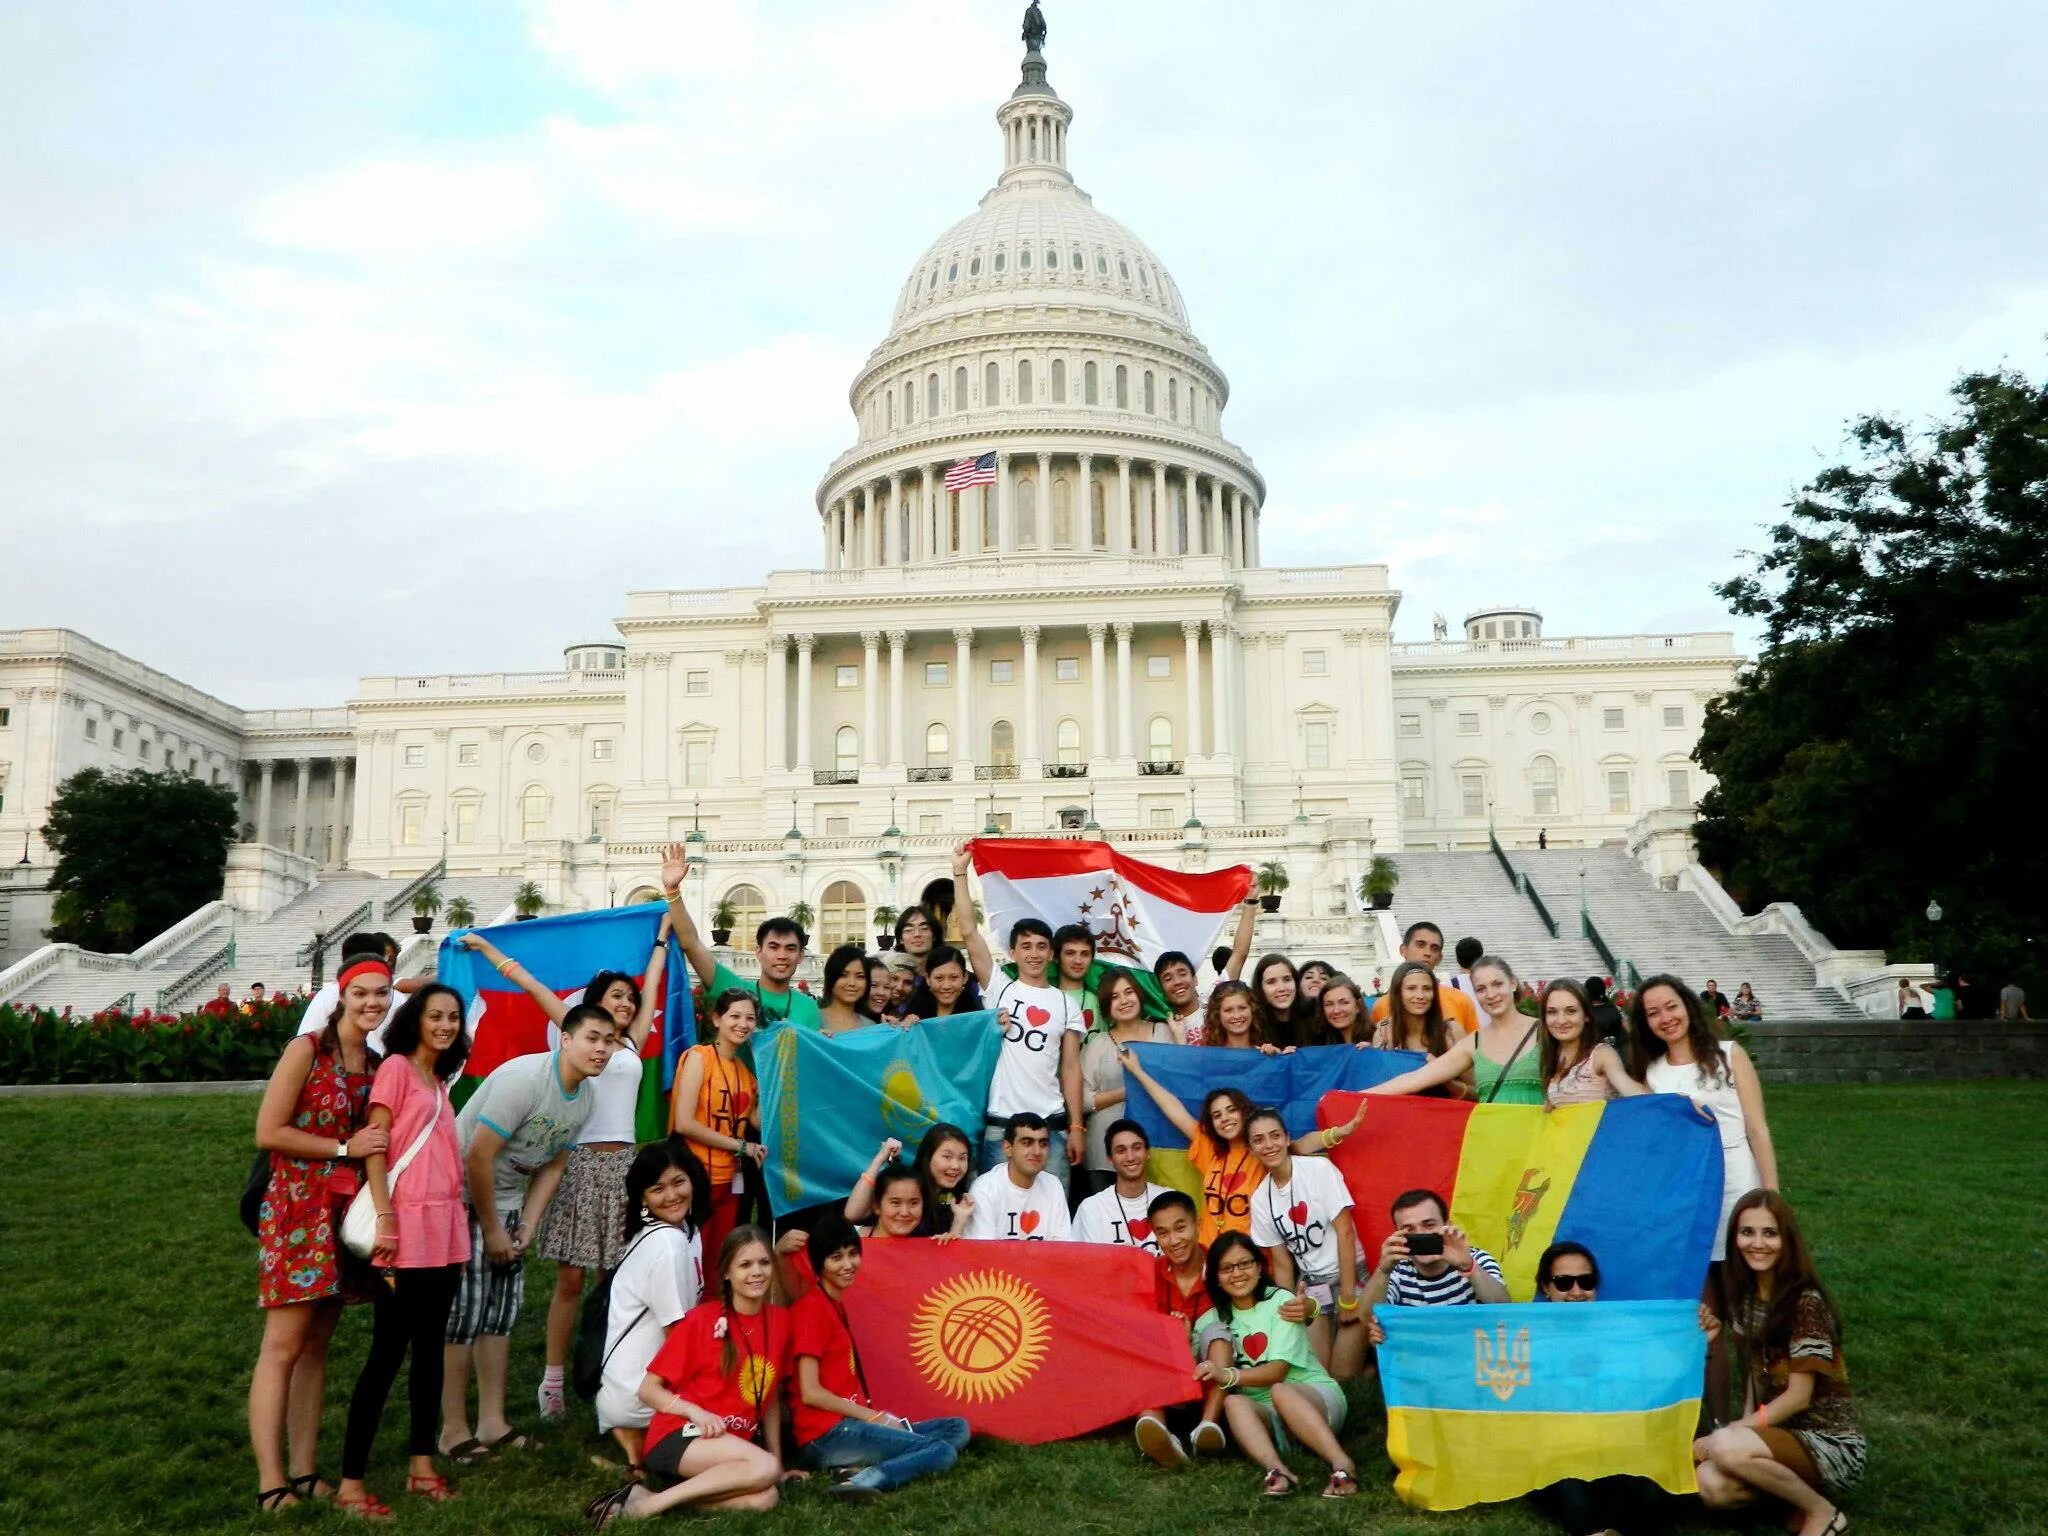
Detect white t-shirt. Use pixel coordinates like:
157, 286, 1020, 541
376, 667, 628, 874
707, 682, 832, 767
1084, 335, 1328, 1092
985, 976, 1085, 1119
596, 1223, 704, 1430
1248, 1156, 1357, 1284
963, 1164, 1073, 1241
576, 1047, 644, 1145
1071, 1181, 1173, 1254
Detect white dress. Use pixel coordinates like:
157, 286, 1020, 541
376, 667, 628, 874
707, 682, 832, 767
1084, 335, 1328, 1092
1645, 1047, 1761, 1248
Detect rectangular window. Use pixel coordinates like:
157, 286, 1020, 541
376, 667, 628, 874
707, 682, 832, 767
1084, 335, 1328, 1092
84, 717, 96, 740
1663, 705, 1684, 728
685, 670, 710, 695
917, 813, 943, 833
591, 738, 614, 761
1398, 713, 1421, 737
403, 744, 425, 767
1460, 774, 1486, 818
1301, 649, 1327, 677
139, 741, 153, 762
989, 659, 1014, 684
112, 728, 125, 751
1608, 770, 1632, 814
1146, 655, 1170, 679
0, 708, 9, 728
684, 740, 710, 786
1402, 775, 1427, 816
925, 662, 949, 686
836, 665, 859, 689
400, 803, 424, 845
1457, 711, 1480, 736
456, 742, 479, 766
824, 815, 851, 836
1147, 807, 1174, 828
454, 800, 479, 842
1303, 720, 1331, 770
1054, 657, 1079, 681
1667, 768, 1690, 808
990, 811, 1014, 832
1603, 707, 1625, 730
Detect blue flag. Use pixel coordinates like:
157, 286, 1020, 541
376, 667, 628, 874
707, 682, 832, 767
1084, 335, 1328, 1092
1122, 1041, 1426, 1149
757, 1012, 1004, 1210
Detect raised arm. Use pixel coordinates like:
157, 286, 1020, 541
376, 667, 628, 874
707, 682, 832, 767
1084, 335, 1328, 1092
1590, 1041, 1647, 1098
658, 842, 719, 989
951, 842, 994, 984
842, 1137, 902, 1224
1221, 899, 1256, 981
458, 932, 569, 1025
1367, 1032, 1478, 1096
1115, 1045, 1199, 1141
626, 913, 671, 1054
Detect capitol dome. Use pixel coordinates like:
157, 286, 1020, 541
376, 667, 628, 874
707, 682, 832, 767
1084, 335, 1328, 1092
814, 28, 1265, 575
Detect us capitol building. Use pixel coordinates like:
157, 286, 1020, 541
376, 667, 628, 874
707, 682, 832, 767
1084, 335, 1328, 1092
0, 26, 1741, 969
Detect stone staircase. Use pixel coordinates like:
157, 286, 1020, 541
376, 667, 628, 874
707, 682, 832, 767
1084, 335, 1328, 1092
1, 872, 526, 1014
1381, 850, 1603, 986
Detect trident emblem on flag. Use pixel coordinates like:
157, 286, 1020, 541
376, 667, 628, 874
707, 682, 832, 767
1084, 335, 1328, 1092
1473, 1324, 1531, 1403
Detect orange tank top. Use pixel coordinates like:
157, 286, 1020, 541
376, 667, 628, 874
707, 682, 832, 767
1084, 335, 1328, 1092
672, 1044, 758, 1187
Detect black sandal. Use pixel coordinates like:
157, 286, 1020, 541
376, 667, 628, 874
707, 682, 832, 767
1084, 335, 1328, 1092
1819, 1512, 1850, 1536
288, 1473, 332, 1500
256, 1487, 294, 1511
586, 1483, 636, 1528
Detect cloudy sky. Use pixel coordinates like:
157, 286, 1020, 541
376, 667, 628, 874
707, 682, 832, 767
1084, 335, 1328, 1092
6, 1, 2044, 707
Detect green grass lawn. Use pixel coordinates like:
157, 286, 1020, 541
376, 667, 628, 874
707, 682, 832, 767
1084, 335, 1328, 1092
2, 1082, 2042, 1536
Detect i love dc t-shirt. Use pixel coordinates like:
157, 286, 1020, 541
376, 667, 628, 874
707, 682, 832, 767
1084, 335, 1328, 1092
985, 977, 1085, 1119
1192, 1290, 1337, 1404
1247, 1157, 1358, 1284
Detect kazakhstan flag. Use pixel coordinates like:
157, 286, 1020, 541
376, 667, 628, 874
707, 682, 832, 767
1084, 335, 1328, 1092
1377, 1299, 1705, 1511
758, 1012, 1004, 1210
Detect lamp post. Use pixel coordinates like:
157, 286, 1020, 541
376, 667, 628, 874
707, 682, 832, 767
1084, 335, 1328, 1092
1925, 897, 1944, 990
17, 828, 31, 865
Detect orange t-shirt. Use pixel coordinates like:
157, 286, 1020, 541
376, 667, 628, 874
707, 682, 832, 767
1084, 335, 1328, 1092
1370, 981, 1480, 1035
1186, 1139, 1264, 1247
671, 1044, 758, 1188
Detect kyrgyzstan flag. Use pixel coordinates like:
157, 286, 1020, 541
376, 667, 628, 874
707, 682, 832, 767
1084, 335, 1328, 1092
841, 1239, 1198, 1444
437, 903, 673, 1121
969, 838, 1252, 1017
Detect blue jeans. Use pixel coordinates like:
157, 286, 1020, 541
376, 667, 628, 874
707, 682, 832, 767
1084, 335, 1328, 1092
803, 1416, 972, 1492
978, 1124, 1071, 1188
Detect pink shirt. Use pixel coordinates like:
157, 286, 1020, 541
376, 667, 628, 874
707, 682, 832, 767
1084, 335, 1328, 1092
369, 1055, 471, 1269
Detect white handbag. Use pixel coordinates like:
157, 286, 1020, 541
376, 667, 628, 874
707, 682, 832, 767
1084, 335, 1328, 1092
340, 1087, 444, 1261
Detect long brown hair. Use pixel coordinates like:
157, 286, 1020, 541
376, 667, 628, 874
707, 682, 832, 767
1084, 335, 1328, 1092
1536, 978, 1598, 1084
1199, 981, 1263, 1049
1196, 1087, 1255, 1162
1307, 974, 1369, 1046
715, 1224, 774, 1377
1627, 974, 1729, 1083
1719, 1190, 1837, 1363
1381, 961, 1454, 1057
1247, 954, 1312, 1047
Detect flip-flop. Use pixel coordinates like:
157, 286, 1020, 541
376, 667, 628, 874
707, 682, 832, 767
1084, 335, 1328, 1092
586, 1484, 636, 1528
255, 1487, 294, 1511
480, 1429, 539, 1453
288, 1473, 333, 1500
443, 1439, 488, 1465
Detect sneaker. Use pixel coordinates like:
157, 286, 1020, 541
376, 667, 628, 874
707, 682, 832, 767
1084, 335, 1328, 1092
536, 1378, 566, 1422
1134, 1413, 1189, 1469
1189, 1419, 1227, 1457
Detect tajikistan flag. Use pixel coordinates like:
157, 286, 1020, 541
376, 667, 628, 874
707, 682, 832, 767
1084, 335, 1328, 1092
969, 839, 1253, 1018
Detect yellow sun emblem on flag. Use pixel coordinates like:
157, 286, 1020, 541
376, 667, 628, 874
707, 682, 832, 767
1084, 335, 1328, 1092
878, 1059, 938, 1140
737, 1354, 778, 1408
909, 1270, 1051, 1402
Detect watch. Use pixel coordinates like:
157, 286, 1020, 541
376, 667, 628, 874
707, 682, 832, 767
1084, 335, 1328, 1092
336, 1139, 349, 1160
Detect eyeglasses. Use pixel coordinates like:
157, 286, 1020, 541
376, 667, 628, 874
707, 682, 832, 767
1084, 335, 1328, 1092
1216, 1260, 1261, 1276
1545, 1273, 1597, 1293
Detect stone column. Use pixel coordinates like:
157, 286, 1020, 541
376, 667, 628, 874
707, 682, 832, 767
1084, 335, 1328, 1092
1248, 501, 1261, 567
291, 758, 312, 857
1184, 467, 1201, 557
1234, 489, 1250, 567
1114, 621, 1134, 759
861, 631, 882, 767
919, 465, 936, 561
1088, 622, 1109, 764
1020, 624, 1042, 768
1150, 461, 1168, 554
1076, 452, 1093, 550
872, 483, 887, 568
997, 452, 1013, 554
332, 757, 353, 863
1267, 634, 1289, 765
824, 502, 839, 571
887, 473, 903, 565
1364, 627, 1395, 771
952, 627, 976, 774
794, 634, 816, 772
1208, 619, 1233, 761
256, 759, 275, 845
1181, 620, 1204, 758
765, 641, 787, 773
649, 654, 673, 789
487, 726, 508, 849
960, 479, 980, 558
886, 630, 908, 767
1208, 477, 1224, 559
1342, 629, 1368, 764
1036, 450, 1053, 549
1114, 457, 1133, 556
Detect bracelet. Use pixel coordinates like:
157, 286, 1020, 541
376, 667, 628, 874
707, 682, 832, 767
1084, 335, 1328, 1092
662, 888, 680, 900
376, 1212, 397, 1224
1224, 1367, 1240, 1389
1320, 1127, 1339, 1148
857, 1172, 876, 1185
1337, 1295, 1360, 1312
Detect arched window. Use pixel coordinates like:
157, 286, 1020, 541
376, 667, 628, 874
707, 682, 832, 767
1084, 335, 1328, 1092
1143, 370, 1155, 414
1114, 365, 1129, 409
835, 726, 858, 776
1147, 716, 1174, 765
1167, 377, 1178, 421
520, 785, 548, 840
1051, 475, 1073, 547
1017, 357, 1033, 402
1050, 358, 1066, 403
926, 372, 938, 416
904, 380, 915, 422
1056, 718, 1082, 766
818, 880, 866, 951
1015, 476, 1037, 546
1089, 477, 1108, 548
925, 722, 950, 767
953, 366, 968, 412
984, 360, 999, 404
722, 883, 767, 938
1084, 360, 1099, 404
1529, 756, 1559, 817
990, 720, 1016, 768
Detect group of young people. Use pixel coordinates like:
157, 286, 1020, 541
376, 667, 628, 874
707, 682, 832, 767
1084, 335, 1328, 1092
246, 843, 1862, 1536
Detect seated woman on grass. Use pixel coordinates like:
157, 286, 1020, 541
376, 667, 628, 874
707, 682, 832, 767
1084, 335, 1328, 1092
1191, 1233, 1358, 1499
845, 1123, 975, 1238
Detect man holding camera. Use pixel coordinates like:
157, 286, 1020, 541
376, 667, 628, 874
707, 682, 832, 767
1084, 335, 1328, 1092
1360, 1188, 1508, 1342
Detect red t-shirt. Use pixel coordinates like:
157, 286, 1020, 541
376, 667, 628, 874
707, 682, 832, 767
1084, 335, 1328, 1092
788, 1287, 872, 1447
777, 1247, 816, 1307
1154, 1252, 1209, 1333
644, 1300, 790, 1451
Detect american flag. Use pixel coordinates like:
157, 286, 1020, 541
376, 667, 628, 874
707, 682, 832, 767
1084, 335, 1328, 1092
943, 451, 998, 491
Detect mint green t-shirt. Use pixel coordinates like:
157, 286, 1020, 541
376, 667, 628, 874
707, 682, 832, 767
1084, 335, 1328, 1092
710, 961, 821, 1036
1193, 1291, 1337, 1404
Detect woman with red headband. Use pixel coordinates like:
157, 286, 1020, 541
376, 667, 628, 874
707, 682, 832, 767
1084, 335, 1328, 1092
250, 956, 393, 1511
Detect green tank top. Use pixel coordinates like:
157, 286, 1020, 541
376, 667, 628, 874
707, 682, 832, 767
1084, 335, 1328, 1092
1472, 1025, 1547, 1106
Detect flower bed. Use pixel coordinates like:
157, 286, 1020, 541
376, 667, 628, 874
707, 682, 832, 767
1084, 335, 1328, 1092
0, 997, 309, 1085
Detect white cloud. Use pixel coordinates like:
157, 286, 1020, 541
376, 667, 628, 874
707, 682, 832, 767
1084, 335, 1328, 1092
253, 159, 549, 254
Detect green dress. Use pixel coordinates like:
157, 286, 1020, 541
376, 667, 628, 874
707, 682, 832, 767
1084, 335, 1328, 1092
1471, 1027, 1546, 1105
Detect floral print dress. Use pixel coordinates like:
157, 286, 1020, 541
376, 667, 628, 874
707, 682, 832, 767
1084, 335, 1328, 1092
257, 1044, 374, 1308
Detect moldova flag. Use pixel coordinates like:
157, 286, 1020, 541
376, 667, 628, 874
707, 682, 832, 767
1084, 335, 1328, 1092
1377, 1299, 1705, 1510
756, 1013, 1003, 1211
842, 1239, 1199, 1444
437, 903, 677, 1138
1317, 1094, 1724, 1302
1122, 1041, 1423, 1197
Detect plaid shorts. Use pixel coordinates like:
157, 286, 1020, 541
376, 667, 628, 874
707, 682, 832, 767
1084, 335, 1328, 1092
446, 1209, 525, 1344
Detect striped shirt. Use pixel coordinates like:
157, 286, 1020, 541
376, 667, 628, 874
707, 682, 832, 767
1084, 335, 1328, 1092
1382, 1247, 1503, 1307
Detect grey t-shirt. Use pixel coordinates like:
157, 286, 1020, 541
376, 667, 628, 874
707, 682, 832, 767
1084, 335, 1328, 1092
457, 1049, 593, 1213
2000, 984, 2026, 1021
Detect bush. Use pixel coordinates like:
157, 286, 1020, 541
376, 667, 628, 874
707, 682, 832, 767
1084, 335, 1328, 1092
0, 997, 309, 1085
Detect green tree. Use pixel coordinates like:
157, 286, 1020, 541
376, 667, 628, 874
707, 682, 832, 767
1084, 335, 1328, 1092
1696, 367, 2047, 996
44, 769, 238, 952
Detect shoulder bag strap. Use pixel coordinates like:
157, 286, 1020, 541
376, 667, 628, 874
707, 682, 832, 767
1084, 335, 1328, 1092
385, 1081, 445, 1194
1483, 1020, 1543, 1105
597, 1226, 664, 1373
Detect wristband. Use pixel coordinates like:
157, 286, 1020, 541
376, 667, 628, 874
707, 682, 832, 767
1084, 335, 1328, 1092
1337, 1295, 1360, 1312
857, 1172, 876, 1185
